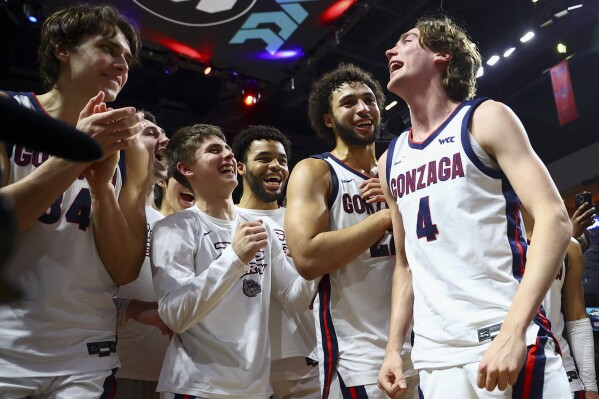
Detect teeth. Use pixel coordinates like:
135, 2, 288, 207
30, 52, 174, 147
389, 61, 403, 73
220, 166, 234, 173
264, 175, 281, 182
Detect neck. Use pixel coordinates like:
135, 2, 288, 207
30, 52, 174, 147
399, 84, 460, 140
36, 85, 91, 126
195, 196, 236, 220
238, 191, 278, 210
331, 142, 378, 176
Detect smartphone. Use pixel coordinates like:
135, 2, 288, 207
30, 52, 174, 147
575, 191, 593, 210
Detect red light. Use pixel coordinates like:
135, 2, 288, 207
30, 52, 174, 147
319, 0, 356, 25
241, 87, 260, 107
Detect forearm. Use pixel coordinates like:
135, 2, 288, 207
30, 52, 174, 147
1, 156, 88, 232
91, 183, 146, 285
386, 265, 414, 355
292, 210, 391, 279
154, 247, 248, 333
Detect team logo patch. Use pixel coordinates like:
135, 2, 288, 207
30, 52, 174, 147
242, 279, 261, 297
133, 0, 256, 27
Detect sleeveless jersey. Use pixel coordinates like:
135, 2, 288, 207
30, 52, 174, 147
0, 91, 122, 376
235, 206, 318, 382
385, 98, 541, 369
116, 206, 170, 381
542, 257, 584, 392
151, 206, 315, 398
313, 152, 414, 391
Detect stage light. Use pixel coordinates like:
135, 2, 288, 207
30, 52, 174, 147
203, 66, 212, 76
385, 100, 398, 111
557, 43, 567, 54
486, 55, 500, 66
503, 47, 516, 57
241, 87, 261, 107
23, 2, 43, 24
476, 67, 484, 78
520, 31, 535, 43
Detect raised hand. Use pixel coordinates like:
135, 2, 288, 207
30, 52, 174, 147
76, 91, 145, 159
232, 220, 268, 264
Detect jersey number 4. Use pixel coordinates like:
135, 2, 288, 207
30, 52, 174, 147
416, 196, 438, 241
38, 188, 91, 231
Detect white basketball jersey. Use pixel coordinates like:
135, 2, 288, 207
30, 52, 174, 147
151, 206, 314, 398
313, 153, 413, 389
235, 206, 318, 371
385, 98, 541, 369
542, 258, 583, 391
116, 206, 170, 381
0, 91, 122, 376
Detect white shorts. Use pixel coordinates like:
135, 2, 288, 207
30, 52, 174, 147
0, 368, 117, 399
418, 336, 570, 399
327, 371, 419, 399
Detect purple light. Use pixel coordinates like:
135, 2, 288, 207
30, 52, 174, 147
258, 49, 304, 60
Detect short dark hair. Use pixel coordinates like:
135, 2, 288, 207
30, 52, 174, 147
38, 4, 140, 88
165, 124, 226, 192
416, 16, 481, 101
141, 109, 156, 124
308, 63, 385, 145
232, 125, 291, 164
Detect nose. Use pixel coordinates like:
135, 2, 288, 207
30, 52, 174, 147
356, 99, 370, 114
268, 159, 282, 171
114, 55, 129, 75
385, 46, 397, 61
159, 134, 169, 148
224, 148, 234, 160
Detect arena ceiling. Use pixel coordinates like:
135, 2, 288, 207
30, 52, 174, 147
2, 0, 598, 169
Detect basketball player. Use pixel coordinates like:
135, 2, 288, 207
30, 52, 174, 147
285, 63, 417, 398
115, 111, 194, 399
232, 125, 320, 399
521, 209, 599, 398
150, 124, 316, 399
0, 4, 148, 398
378, 16, 571, 398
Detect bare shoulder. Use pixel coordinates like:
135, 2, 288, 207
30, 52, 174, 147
0, 91, 9, 99
470, 99, 528, 158
288, 157, 331, 189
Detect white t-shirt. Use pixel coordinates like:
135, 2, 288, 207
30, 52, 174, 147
151, 206, 315, 398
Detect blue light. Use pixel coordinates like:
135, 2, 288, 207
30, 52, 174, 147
258, 49, 304, 60
28, 15, 38, 23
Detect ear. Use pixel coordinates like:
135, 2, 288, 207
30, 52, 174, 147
238, 161, 246, 177
157, 179, 167, 188
323, 114, 334, 128
434, 51, 452, 65
53, 44, 70, 64
177, 161, 193, 177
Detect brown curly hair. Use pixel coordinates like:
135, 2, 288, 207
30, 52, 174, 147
38, 4, 140, 88
416, 16, 481, 101
308, 63, 385, 145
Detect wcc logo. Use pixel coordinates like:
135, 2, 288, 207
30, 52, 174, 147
133, 0, 257, 26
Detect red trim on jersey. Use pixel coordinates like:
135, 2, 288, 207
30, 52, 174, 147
522, 336, 539, 398
31, 92, 51, 117
349, 386, 360, 399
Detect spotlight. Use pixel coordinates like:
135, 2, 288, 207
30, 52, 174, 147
23, 2, 43, 24
241, 87, 261, 107
520, 31, 535, 43
476, 67, 484, 78
503, 47, 516, 57
557, 43, 567, 54
203, 65, 212, 76
486, 55, 500, 66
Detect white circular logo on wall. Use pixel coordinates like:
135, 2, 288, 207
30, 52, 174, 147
133, 0, 257, 27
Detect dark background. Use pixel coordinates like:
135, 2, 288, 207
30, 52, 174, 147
2, 0, 598, 203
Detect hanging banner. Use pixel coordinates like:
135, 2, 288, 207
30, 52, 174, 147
549, 60, 578, 126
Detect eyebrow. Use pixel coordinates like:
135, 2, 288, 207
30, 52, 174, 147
254, 151, 287, 158
337, 91, 375, 103
397, 31, 418, 45
101, 37, 133, 65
